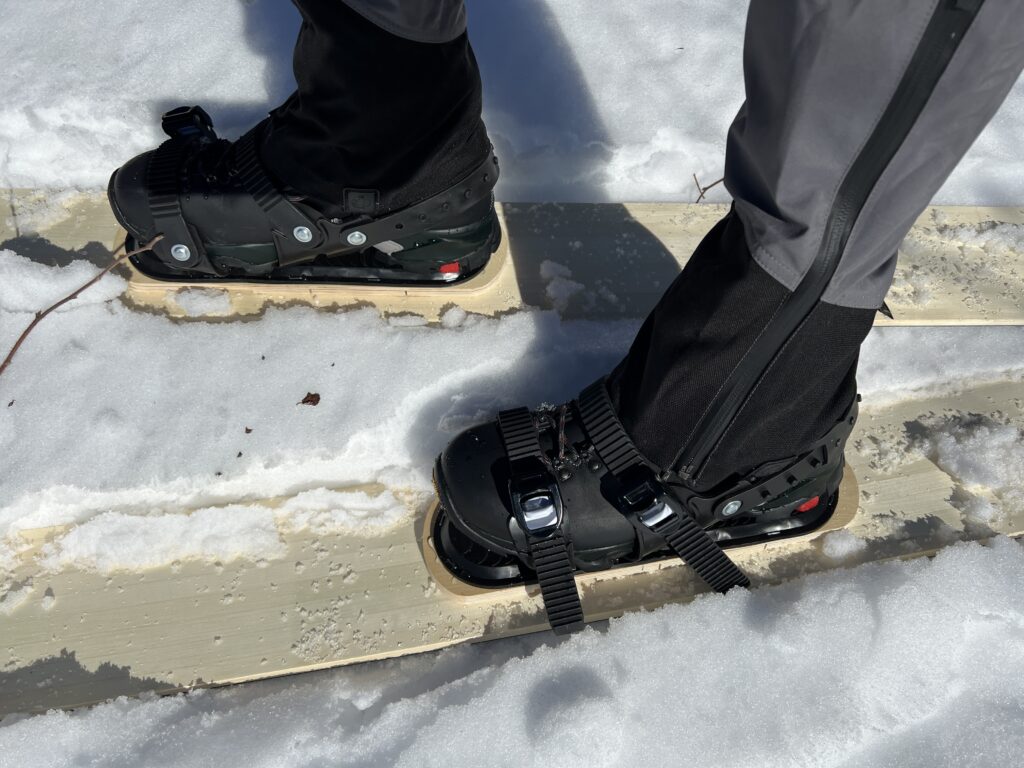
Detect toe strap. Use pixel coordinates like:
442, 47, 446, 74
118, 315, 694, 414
497, 408, 586, 635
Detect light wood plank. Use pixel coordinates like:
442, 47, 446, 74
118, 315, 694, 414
2, 381, 1022, 715
3, 192, 1022, 325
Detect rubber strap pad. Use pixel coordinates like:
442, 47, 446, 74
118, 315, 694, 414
497, 408, 543, 463
496, 407, 585, 634
645, 511, 750, 592
577, 379, 644, 475
530, 530, 586, 635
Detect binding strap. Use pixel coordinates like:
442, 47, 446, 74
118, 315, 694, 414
497, 408, 585, 635
232, 128, 325, 266
577, 379, 750, 592
145, 138, 211, 273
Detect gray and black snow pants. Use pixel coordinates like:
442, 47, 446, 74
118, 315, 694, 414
263, 0, 1024, 489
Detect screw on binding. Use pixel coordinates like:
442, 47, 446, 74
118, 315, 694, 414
721, 499, 743, 517
170, 244, 191, 262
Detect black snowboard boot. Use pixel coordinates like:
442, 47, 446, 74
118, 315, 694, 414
108, 2, 499, 284
433, 211, 874, 634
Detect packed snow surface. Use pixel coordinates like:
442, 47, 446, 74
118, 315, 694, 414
1, 1, 1022, 203
3, 252, 1024, 574
3, 540, 1024, 767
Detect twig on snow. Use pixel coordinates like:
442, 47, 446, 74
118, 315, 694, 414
692, 174, 725, 203
0, 235, 163, 380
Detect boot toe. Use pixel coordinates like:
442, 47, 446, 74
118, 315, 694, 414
435, 422, 519, 556
107, 151, 156, 242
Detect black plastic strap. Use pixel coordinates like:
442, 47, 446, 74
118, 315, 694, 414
321, 152, 499, 255
497, 408, 544, 463
145, 139, 210, 273
577, 377, 748, 594
644, 510, 751, 591
233, 143, 499, 269
232, 129, 324, 265
529, 530, 586, 635
497, 408, 585, 635
577, 380, 645, 475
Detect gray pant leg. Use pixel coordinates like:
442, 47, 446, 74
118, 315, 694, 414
340, 0, 466, 43
728, 0, 1024, 309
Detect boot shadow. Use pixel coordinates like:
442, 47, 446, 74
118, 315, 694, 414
406, 1, 697, 468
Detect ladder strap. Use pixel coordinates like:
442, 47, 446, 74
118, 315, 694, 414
576, 378, 748, 594
497, 408, 585, 635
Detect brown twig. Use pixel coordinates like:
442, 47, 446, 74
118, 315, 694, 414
0, 235, 163, 380
692, 174, 725, 203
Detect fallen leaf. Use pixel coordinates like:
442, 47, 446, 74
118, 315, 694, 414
244, 427, 252, 434
299, 392, 321, 406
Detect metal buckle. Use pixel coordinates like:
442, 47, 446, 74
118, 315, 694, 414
618, 470, 680, 530
637, 496, 675, 529
509, 460, 564, 537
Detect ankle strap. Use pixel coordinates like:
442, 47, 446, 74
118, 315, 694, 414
576, 378, 749, 593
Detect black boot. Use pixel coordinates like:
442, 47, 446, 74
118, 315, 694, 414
107, 2, 499, 283
433, 211, 874, 633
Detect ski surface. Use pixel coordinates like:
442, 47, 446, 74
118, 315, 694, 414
2, 381, 1023, 716
3, 191, 1022, 325
2, 192, 1023, 715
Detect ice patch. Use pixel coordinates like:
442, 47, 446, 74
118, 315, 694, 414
0, 580, 33, 616
822, 529, 868, 561
912, 414, 1024, 521
278, 489, 411, 536
539, 260, 573, 281
942, 220, 1024, 255
540, 260, 585, 312
387, 314, 430, 328
172, 288, 232, 317
440, 307, 468, 329
38, 506, 285, 574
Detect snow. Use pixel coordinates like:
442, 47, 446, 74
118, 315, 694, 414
38, 506, 286, 575
0, 250, 125, 313
3, 540, 1024, 766
858, 327, 1024, 405
918, 415, 1024, 519
1, 0, 1024, 760
172, 288, 233, 318
277, 489, 412, 537
1, 1, 1021, 204
3, 253, 1024, 574
821, 529, 869, 561
540, 259, 586, 311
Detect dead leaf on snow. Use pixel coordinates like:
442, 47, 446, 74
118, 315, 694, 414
299, 392, 321, 406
